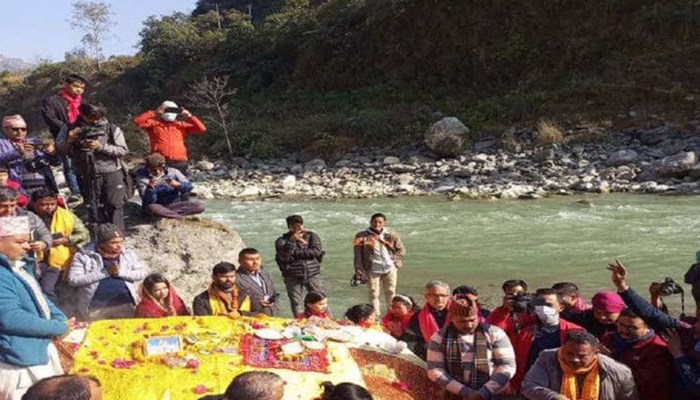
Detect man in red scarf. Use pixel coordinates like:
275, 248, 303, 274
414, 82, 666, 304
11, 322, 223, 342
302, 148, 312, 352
40, 74, 86, 201
401, 280, 451, 360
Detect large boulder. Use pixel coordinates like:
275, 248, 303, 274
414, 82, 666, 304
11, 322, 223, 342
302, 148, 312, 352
606, 150, 639, 167
424, 117, 471, 158
126, 218, 246, 304
638, 151, 697, 182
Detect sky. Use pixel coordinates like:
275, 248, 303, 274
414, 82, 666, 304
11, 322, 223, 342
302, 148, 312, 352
0, 0, 198, 62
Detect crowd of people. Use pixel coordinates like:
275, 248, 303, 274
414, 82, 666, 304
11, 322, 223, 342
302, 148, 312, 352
1, 73, 700, 400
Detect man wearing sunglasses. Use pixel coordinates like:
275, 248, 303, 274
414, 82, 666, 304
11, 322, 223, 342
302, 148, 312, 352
0, 115, 60, 199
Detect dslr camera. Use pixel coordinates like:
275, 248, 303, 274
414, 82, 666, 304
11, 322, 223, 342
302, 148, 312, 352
510, 292, 534, 314
658, 277, 684, 296
350, 273, 368, 287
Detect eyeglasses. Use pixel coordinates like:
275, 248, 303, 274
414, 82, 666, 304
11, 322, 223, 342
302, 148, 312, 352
10, 127, 27, 132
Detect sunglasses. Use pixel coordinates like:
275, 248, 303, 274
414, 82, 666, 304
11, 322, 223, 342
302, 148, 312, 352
10, 127, 27, 132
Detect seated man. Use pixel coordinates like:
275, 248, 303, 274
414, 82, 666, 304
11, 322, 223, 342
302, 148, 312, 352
199, 371, 284, 400
0, 216, 68, 400
401, 281, 451, 360
426, 294, 516, 400
135, 153, 204, 219
0, 167, 28, 207
521, 331, 638, 400
22, 375, 101, 400
552, 281, 592, 320
0, 115, 60, 197
193, 262, 242, 317
29, 189, 90, 303
235, 248, 280, 317
0, 188, 52, 255
67, 223, 148, 321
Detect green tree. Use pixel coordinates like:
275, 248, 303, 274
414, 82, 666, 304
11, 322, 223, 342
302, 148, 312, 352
70, 1, 113, 71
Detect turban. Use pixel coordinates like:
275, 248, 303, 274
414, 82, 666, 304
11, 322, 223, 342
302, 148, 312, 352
591, 290, 625, 313
0, 216, 30, 237
2, 115, 26, 130
450, 296, 478, 318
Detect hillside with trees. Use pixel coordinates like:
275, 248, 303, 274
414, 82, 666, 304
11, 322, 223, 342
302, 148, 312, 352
1, 0, 699, 160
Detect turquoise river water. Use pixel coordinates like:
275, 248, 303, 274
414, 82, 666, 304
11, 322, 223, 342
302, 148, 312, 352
204, 194, 699, 318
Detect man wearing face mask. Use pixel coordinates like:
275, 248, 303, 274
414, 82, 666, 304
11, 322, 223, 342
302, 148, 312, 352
500, 288, 584, 395
132, 101, 206, 175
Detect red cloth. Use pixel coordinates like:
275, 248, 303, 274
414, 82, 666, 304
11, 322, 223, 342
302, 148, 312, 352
133, 110, 206, 162
298, 309, 332, 319
2, 180, 28, 207
569, 296, 592, 313
417, 303, 451, 344
59, 90, 82, 124
381, 311, 414, 338
134, 285, 189, 318
487, 306, 584, 393
600, 332, 672, 400
241, 334, 330, 373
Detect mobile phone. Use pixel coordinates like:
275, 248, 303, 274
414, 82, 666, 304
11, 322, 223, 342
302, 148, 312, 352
51, 233, 65, 240
266, 293, 280, 303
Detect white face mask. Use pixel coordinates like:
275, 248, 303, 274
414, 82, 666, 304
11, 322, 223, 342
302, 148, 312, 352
534, 305, 560, 326
161, 113, 178, 122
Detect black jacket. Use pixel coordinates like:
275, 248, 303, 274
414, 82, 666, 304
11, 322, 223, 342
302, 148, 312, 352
274, 231, 323, 279
41, 94, 71, 138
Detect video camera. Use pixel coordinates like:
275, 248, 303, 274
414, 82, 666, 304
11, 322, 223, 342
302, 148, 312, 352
76, 126, 105, 151
510, 292, 534, 314
658, 277, 684, 296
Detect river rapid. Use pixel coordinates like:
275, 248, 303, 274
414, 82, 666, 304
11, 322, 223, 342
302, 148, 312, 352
204, 194, 699, 318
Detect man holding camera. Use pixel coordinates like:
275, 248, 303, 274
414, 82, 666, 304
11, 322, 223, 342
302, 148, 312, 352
135, 153, 205, 219
0, 115, 60, 198
133, 101, 206, 175
353, 213, 405, 314
57, 104, 129, 234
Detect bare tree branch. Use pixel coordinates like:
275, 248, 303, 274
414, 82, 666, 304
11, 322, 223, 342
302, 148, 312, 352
185, 75, 238, 157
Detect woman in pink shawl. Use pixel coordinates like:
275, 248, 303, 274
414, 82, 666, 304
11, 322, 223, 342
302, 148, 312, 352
135, 273, 190, 318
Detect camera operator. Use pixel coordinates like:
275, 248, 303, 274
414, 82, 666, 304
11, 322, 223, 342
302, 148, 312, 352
56, 104, 129, 235
0, 115, 60, 198
489, 284, 584, 394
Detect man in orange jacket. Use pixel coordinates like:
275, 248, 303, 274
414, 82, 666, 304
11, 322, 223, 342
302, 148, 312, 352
132, 101, 206, 174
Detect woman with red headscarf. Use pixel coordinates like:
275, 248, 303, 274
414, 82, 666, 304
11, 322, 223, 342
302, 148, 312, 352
135, 273, 190, 318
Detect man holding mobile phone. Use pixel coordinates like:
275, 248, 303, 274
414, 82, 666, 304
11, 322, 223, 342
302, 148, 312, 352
235, 248, 280, 317
135, 153, 205, 219
132, 101, 206, 175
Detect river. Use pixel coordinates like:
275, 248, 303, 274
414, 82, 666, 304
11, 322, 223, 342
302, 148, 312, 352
203, 194, 699, 318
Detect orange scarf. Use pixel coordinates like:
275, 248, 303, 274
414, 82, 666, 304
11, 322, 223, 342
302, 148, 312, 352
207, 284, 240, 317
558, 348, 600, 400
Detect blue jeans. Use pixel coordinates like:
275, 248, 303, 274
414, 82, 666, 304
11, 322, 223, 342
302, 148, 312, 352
62, 156, 81, 195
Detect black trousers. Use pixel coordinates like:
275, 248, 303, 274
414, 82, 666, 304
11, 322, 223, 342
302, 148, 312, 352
80, 169, 126, 234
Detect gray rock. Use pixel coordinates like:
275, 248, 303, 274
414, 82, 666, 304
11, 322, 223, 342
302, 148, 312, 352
688, 164, 700, 180
290, 164, 304, 174
126, 219, 246, 305
304, 158, 327, 172
424, 117, 471, 158
640, 125, 677, 146
281, 175, 296, 189
606, 150, 638, 167
195, 160, 215, 171
383, 156, 401, 165
230, 157, 250, 168
638, 151, 697, 181
473, 138, 498, 152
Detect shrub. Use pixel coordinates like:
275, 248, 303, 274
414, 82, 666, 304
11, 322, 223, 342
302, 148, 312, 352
536, 120, 564, 146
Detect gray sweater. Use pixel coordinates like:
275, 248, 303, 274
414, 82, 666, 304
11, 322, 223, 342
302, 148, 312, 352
521, 349, 639, 400
56, 119, 128, 174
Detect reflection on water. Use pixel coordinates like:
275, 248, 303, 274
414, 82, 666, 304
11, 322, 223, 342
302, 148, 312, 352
204, 194, 699, 318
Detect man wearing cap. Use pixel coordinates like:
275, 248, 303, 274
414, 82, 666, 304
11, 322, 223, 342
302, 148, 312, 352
67, 223, 148, 321
0, 188, 52, 256
133, 102, 206, 175
0, 115, 60, 198
567, 290, 626, 339
0, 216, 68, 400
135, 153, 205, 219
426, 294, 516, 400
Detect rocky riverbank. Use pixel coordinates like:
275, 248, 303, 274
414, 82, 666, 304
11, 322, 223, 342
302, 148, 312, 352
188, 119, 700, 201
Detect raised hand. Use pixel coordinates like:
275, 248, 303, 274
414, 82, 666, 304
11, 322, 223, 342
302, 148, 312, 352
607, 260, 629, 291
